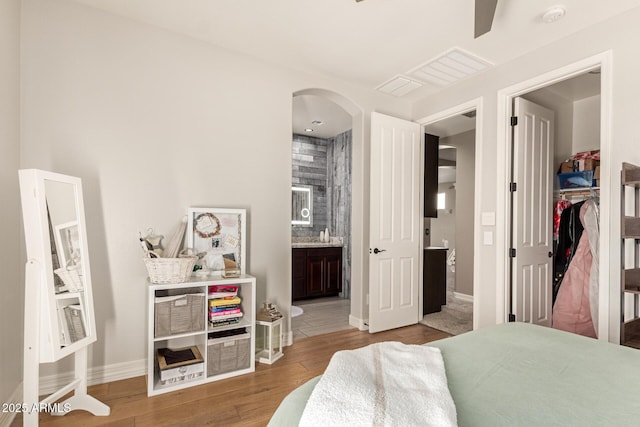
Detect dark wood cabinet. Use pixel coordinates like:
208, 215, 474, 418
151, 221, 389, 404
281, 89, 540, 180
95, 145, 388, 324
292, 247, 342, 301
424, 133, 439, 218
423, 248, 447, 315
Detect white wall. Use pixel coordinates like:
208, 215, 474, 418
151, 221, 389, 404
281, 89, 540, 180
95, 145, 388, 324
0, 0, 23, 406
20, 0, 411, 380
573, 94, 601, 153
412, 7, 640, 336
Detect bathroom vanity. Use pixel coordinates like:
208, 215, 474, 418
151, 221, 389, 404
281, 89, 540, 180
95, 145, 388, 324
292, 239, 343, 301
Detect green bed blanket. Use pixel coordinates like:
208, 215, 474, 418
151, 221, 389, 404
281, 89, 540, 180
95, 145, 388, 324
268, 322, 640, 426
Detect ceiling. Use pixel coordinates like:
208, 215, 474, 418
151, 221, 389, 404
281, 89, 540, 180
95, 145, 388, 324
71, 0, 621, 137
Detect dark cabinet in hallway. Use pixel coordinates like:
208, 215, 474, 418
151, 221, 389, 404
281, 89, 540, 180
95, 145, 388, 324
292, 247, 342, 301
423, 248, 447, 315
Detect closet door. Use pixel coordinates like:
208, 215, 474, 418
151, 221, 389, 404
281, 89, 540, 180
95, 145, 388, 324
511, 98, 554, 326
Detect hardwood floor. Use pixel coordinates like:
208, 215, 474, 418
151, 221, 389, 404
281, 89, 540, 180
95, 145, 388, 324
12, 324, 449, 427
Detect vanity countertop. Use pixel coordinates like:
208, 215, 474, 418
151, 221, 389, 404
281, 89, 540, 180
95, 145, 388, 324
424, 246, 448, 250
292, 236, 344, 248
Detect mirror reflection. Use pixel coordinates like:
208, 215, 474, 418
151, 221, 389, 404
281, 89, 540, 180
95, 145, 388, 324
292, 186, 312, 226
44, 179, 88, 345
45, 180, 85, 294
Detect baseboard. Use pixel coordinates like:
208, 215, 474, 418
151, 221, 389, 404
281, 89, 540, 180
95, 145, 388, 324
0, 383, 22, 427
349, 315, 368, 331
284, 330, 294, 347
453, 291, 474, 303
39, 358, 146, 395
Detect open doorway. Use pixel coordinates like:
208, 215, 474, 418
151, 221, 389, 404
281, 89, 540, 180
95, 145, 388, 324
420, 111, 476, 335
290, 94, 354, 340
497, 52, 612, 341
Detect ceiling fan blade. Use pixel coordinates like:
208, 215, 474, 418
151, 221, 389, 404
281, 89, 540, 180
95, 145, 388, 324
474, 0, 498, 38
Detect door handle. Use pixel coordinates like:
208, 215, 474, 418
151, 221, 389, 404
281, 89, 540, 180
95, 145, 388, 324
373, 248, 387, 254
548, 251, 553, 258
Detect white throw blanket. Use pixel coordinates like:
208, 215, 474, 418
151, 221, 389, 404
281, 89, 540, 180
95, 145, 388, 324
299, 341, 457, 427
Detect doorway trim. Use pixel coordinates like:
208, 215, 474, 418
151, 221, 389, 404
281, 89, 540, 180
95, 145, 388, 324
495, 51, 613, 341
417, 97, 484, 331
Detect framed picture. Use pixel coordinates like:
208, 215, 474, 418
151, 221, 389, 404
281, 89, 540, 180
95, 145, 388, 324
186, 208, 246, 275
54, 221, 81, 268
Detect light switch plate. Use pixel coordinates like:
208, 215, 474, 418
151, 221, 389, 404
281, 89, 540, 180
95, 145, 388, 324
483, 231, 493, 245
481, 212, 496, 226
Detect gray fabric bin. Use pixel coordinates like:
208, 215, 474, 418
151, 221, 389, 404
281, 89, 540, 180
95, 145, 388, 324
207, 333, 251, 377
154, 293, 205, 337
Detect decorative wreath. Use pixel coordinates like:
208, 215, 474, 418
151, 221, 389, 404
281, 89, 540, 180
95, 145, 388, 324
194, 213, 221, 239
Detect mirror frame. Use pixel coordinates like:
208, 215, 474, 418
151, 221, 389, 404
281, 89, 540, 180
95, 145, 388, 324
291, 185, 313, 226
19, 169, 97, 362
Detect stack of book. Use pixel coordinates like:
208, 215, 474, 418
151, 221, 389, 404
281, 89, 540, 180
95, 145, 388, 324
209, 285, 243, 327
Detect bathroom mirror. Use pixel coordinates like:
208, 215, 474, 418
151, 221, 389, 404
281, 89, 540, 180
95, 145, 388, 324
20, 169, 97, 362
292, 185, 313, 226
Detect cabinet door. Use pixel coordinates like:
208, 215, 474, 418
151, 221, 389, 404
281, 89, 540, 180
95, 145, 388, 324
423, 249, 447, 315
424, 133, 439, 218
292, 249, 307, 301
325, 248, 342, 295
306, 254, 326, 297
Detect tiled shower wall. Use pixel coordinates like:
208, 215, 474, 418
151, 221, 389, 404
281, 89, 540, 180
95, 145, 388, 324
292, 130, 352, 298
327, 131, 352, 298
292, 134, 328, 236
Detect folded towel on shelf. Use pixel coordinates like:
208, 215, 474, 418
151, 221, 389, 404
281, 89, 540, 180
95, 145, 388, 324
299, 341, 457, 427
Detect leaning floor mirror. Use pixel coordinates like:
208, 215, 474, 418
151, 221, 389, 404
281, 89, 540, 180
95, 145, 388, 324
19, 169, 109, 426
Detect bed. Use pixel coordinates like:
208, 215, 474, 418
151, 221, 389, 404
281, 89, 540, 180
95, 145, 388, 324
269, 322, 640, 426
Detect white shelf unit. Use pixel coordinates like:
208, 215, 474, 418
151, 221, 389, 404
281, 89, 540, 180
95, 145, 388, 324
147, 274, 256, 396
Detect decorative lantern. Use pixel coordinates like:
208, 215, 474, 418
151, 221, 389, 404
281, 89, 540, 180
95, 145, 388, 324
255, 301, 284, 364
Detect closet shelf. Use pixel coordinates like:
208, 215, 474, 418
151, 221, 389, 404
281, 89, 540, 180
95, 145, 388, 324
555, 187, 599, 198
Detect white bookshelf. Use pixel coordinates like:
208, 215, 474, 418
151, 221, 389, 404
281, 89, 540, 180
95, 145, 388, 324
146, 274, 256, 396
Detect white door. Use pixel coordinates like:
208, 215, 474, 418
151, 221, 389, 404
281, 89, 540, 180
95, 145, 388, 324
369, 112, 421, 333
511, 97, 554, 326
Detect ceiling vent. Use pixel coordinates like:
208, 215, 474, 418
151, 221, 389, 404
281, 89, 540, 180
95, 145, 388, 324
376, 76, 423, 97
407, 48, 493, 87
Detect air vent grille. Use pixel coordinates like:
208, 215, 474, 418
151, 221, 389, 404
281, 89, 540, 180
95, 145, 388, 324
376, 76, 423, 97
407, 48, 493, 87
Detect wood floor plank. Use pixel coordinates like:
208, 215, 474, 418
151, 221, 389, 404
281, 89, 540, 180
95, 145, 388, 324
11, 324, 449, 427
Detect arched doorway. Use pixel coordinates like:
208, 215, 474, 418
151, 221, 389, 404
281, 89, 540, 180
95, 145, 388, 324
289, 89, 365, 342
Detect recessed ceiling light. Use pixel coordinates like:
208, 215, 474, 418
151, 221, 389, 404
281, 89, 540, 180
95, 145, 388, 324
542, 6, 566, 23
304, 128, 314, 132
311, 120, 323, 126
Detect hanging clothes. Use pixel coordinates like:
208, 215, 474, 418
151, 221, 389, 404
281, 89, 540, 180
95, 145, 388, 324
554, 199, 573, 240
553, 201, 585, 304
583, 199, 600, 334
552, 201, 599, 338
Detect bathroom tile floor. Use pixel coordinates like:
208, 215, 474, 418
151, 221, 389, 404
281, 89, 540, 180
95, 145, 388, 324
291, 296, 352, 341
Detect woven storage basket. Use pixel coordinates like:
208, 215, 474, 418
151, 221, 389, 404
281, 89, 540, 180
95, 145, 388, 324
144, 251, 197, 284
54, 266, 84, 291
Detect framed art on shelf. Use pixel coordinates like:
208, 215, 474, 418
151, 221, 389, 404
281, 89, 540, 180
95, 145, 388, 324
187, 208, 246, 275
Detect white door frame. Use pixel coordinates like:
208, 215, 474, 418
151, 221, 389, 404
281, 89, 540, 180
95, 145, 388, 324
417, 97, 484, 331
495, 51, 613, 342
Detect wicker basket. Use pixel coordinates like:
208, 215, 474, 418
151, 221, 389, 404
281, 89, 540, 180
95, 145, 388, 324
54, 266, 84, 291
144, 251, 197, 284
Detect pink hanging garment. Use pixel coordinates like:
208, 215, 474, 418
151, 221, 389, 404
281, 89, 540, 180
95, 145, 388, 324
552, 202, 596, 338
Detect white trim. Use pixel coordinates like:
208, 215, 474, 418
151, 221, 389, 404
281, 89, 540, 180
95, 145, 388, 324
453, 292, 474, 303
39, 358, 146, 395
0, 383, 23, 427
349, 314, 368, 331
284, 330, 293, 347
416, 97, 483, 331
496, 51, 613, 341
